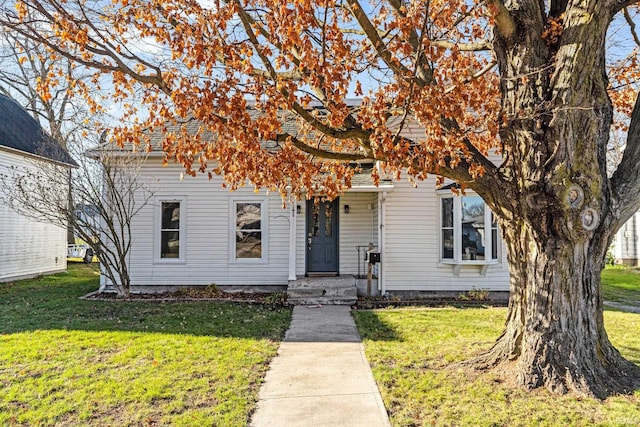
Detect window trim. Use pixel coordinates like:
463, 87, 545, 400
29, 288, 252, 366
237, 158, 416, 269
229, 198, 268, 263
437, 192, 501, 267
154, 197, 186, 263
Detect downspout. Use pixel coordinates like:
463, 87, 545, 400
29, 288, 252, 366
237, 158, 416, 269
378, 191, 387, 295
288, 198, 297, 281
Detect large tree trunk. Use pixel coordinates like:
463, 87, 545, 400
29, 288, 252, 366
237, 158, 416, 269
474, 219, 640, 398
471, 1, 640, 398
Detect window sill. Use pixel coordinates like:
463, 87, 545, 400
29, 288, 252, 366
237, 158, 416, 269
230, 258, 268, 264
154, 258, 187, 265
438, 260, 500, 276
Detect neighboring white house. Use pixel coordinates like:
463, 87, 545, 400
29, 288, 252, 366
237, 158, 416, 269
0, 94, 77, 283
97, 118, 510, 296
613, 212, 640, 266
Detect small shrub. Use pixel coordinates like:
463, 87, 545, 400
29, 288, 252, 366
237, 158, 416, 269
265, 292, 288, 305
458, 287, 490, 301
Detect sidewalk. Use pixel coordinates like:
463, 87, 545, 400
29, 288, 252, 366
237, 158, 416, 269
250, 305, 391, 427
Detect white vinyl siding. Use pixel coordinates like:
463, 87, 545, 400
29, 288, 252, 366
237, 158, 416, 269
0, 149, 68, 282
382, 177, 509, 292
295, 201, 306, 277
103, 159, 289, 289
339, 193, 378, 275
102, 154, 509, 292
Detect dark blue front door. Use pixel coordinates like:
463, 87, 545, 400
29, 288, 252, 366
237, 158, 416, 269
307, 199, 339, 274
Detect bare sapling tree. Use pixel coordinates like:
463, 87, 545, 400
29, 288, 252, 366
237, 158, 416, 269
0, 27, 93, 243
1, 135, 156, 297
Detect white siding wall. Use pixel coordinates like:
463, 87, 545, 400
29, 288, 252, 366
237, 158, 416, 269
106, 158, 509, 291
338, 193, 377, 275
613, 212, 640, 265
295, 201, 306, 277
107, 159, 290, 288
0, 149, 68, 282
382, 177, 510, 292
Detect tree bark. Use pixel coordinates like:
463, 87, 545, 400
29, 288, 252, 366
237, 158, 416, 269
473, 220, 640, 398
470, 0, 640, 398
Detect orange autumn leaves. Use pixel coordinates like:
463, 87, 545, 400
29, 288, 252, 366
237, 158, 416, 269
8, 0, 563, 197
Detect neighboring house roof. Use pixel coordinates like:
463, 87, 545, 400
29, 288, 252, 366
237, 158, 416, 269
0, 93, 77, 166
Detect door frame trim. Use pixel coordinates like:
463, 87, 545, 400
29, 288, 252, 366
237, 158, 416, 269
305, 198, 339, 275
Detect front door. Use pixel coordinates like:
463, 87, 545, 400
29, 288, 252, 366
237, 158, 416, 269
306, 199, 339, 274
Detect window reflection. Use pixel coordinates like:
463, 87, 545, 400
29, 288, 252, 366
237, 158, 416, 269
312, 204, 319, 237
160, 202, 180, 258
236, 202, 262, 258
461, 196, 485, 260
442, 198, 454, 259
324, 203, 332, 236
440, 195, 499, 262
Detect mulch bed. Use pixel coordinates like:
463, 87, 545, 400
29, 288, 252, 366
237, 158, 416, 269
81, 287, 288, 305
353, 297, 509, 310
81, 287, 509, 309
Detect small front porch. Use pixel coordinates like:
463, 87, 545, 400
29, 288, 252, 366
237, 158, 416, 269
286, 169, 392, 297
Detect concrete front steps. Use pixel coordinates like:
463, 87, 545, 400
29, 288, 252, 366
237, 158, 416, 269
287, 275, 357, 305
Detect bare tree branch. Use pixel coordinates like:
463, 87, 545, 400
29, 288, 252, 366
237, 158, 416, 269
0, 145, 156, 297
345, 0, 421, 84
623, 7, 640, 48
611, 90, 640, 228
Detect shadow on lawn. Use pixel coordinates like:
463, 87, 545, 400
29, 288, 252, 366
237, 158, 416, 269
615, 346, 640, 365
353, 310, 402, 341
0, 271, 292, 340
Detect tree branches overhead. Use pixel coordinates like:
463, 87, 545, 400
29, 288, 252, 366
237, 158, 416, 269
1, 1, 639, 202
0, 0, 502, 195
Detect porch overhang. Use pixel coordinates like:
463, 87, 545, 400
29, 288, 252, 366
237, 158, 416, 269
347, 168, 394, 193
347, 183, 394, 192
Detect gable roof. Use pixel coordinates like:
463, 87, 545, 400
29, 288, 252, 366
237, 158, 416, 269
0, 93, 77, 166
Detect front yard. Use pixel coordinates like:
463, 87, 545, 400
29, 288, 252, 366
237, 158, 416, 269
3, 264, 640, 426
354, 265, 640, 426
0, 264, 291, 426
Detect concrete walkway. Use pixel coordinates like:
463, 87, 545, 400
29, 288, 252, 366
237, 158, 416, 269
250, 305, 391, 427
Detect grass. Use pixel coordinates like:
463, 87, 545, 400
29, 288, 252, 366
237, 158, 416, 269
354, 266, 640, 426
602, 265, 640, 305
0, 264, 292, 426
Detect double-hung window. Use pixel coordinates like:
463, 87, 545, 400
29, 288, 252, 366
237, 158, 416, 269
233, 200, 266, 260
440, 193, 499, 263
157, 199, 185, 261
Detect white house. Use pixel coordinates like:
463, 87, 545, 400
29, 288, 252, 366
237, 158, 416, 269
613, 212, 640, 266
97, 122, 510, 298
0, 94, 77, 282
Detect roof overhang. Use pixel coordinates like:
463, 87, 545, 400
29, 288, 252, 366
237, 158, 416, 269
0, 144, 77, 168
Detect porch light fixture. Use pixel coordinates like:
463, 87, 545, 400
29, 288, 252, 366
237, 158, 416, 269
296, 205, 301, 214
343, 205, 350, 214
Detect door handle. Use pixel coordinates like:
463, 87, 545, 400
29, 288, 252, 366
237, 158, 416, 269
307, 237, 312, 249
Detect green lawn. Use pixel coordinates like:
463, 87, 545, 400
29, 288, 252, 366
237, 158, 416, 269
0, 264, 292, 426
602, 265, 640, 305
354, 267, 640, 426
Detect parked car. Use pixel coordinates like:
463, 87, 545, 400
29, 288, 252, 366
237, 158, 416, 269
67, 243, 95, 263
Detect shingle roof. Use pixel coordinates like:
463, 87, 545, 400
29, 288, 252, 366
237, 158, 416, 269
0, 93, 77, 166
